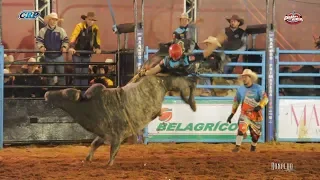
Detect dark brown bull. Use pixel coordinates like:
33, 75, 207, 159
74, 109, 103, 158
44, 75, 197, 166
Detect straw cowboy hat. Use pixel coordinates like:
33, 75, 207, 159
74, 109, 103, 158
240, 69, 258, 82
105, 59, 114, 63
202, 36, 222, 47
226, 14, 244, 26
179, 12, 191, 20
81, 12, 97, 21
44, 12, 63, 24
3, 69, 9, 74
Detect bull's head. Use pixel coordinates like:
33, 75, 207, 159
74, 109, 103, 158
159, 75, 198, 112
44, 88, 82, 106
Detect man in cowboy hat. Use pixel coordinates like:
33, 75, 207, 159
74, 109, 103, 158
221, 14, 247, 74
69, 12, 102, 88
36, 12, 69, 86
226, 69, 268, 152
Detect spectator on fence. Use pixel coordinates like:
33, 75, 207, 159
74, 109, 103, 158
14, 58, 46, 98
4, 54, 14, 73
3, 69, 15, 98
105, 58, 116, 82
68, 12, 102, 88
90, 65, 114, 87
221, 15, 247, 74
36, 12, 68, 86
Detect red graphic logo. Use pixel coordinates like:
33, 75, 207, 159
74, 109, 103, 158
158, 108, 172, 122
284, 11, 303, 25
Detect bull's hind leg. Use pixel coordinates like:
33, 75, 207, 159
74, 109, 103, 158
107, 138, 121, 167
85, 136, 105, 162
188, 85, 197, 112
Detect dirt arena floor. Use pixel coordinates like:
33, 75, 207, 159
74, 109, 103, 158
0, 142, 320, 180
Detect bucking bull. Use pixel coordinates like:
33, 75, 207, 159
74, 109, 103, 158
44, 75, 198, 166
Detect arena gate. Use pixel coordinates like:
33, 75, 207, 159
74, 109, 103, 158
275, 49, 320, 142
143, 48, 267, 144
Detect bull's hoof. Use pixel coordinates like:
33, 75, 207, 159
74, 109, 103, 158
190, 101, 197, 112
85, 155, 92, 162
107, 160, 114, 167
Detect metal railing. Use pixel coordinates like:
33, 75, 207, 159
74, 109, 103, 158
3, 49, 124, 95
275, 48, 320, 142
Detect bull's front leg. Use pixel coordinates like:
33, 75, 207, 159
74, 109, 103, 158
107, 138, 121, 167
85, 136, 105, 162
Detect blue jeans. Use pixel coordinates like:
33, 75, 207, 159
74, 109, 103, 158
45, 55, 65, 85
72, 55, 91, 86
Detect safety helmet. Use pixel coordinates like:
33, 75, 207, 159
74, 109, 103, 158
169, 43, 183, 60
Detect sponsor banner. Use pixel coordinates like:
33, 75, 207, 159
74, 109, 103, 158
147, 100, 248, 140
278, 99, 320, 140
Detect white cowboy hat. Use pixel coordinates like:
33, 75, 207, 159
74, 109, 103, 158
240, 69, 258, 82
44, 12, 63, 24
3, 69, 9, 74
4, 54, 14, 63
179, 13, 191, 20
105, 59, 114, 63
202, 36, 222, 47
28, 57, 37, 63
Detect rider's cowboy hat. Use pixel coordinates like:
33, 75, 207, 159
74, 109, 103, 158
240, 69, 258, 82
202, 36, 222, 47
179, 12, 191, 20
81, 12, 97, 21
226, 14, 244, 26
44, 13, 63, 24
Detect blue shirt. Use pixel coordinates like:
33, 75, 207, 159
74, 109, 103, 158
160, 56, 190, 70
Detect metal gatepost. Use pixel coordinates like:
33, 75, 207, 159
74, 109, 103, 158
35, 0, 51, 61
134, 0, 145, 73
0, 0, 3, 149
184, 0, 198, 42
265, 0, 276, 142
0, 45, 3, 149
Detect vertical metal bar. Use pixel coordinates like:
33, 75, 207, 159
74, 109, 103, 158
194, 0, 198, 42
141, 0, 145, 64
261, 51, 266, 142
116, 34, 121, 87
265, 0, 276, 142
0, 0, 3, 149
51, 0, 56, 12
275, 47, 280, 140
124, 34, 128, 49
183, 0, 187, 13
0, 0, 2, 45
271, 0, 276, 140
35, 0, 39, 43
134, 0, 138, 73
0, 45, 3, 149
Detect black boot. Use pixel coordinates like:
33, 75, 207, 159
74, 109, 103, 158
232, 145, 240, 152
250, 145, 256, 152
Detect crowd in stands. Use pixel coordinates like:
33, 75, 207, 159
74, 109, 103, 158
3, 11, 318, 99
